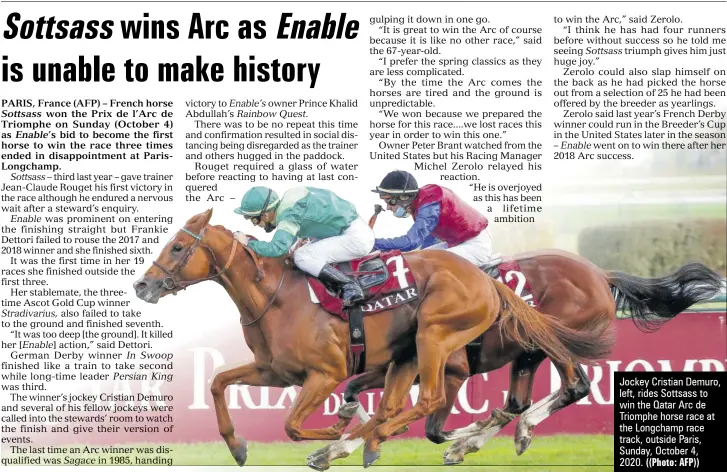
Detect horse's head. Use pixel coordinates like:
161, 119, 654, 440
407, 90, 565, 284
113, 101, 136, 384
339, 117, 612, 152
133, 208, 218, 303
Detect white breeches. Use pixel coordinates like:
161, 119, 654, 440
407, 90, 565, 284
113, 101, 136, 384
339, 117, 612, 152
426, 229, 494, 267
293, 218, 375, 276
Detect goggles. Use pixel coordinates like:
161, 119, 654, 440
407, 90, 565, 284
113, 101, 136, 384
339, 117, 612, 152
381, 195, 413, 206
243, 189, 273, 225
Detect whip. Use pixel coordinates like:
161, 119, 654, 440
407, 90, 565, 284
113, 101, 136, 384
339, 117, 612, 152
368, 204, 383, 229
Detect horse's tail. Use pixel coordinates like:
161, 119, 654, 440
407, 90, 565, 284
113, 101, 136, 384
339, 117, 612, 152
607, 262, 724, 333
493, 281, 615, 366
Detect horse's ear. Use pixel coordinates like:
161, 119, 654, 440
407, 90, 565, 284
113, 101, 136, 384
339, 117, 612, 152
185, 208, 214, 231
195, 208, 212, 231
199, 208, 213, 227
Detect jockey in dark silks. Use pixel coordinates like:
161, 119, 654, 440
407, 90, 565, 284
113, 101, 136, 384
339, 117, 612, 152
371, 170, 494, 267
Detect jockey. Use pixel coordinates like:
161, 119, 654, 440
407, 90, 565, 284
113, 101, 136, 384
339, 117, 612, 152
233, 186, 374, 306
371, 170, 494, 267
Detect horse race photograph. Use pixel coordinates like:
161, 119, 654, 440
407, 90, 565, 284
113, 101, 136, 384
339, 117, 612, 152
127, 169, 726, 470
4, 161, 725, 470
128, 164, 727, 467
1, 1, 726, 471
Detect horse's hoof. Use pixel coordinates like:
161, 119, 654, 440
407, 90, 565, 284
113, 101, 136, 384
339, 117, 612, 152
392, 425, 409, 437
363, 449, 380, 468
307, 455, 331, 471
515, 436, 531, 456
231, 438, 248, 466
337, 402, 360, 420
443, 438, 466, 459
443, 457, 464, 466
307, 444, 329, 462
442, 444, 465, 465
426, 432, 447, 444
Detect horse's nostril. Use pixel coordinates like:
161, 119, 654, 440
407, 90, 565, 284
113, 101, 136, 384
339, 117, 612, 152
135, 281, 147, 292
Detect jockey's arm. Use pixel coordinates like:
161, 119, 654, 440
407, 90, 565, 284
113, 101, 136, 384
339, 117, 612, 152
247, 220, 299, 258
420, 234, 443, 249
373, 202, 440, 252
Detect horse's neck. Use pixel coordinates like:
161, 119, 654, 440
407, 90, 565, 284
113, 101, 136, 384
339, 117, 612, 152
207, 229, 285, 332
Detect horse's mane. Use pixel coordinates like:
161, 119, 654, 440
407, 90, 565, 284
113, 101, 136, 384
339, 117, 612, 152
209, 224, 258, 241
210, 224, 234, 238
207, 224, 281, 269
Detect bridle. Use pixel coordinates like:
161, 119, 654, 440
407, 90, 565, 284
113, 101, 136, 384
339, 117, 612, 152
152, 227, 236, 291
151, 225, 287, 326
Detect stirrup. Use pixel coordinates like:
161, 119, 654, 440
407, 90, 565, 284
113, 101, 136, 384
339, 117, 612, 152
480, 256, 502, 272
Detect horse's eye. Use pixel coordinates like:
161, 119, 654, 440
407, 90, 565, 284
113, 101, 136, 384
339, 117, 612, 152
171, 244, 183, 253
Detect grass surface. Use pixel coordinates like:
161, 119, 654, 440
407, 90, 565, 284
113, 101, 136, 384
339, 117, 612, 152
4, 435, 615, 470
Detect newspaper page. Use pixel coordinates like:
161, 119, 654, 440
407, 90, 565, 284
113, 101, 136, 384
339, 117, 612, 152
1, 0, 725, 470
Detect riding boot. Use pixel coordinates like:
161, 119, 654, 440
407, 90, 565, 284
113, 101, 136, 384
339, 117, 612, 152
318, 264, 365, 306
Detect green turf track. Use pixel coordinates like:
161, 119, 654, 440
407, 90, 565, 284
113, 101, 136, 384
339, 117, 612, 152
9, 435, 614, 470
238, 434, 614, 470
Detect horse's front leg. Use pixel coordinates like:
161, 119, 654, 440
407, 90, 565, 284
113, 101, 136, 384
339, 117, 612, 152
308, 360, 418, 471
424, 372, 467, 444
423, 348, 471, 444
210, 361, 287, 466
305, 367, 389, 467
283, 370, 348, 442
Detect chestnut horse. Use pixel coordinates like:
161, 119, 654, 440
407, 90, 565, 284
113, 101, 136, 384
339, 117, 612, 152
133, 209, 614, 468
306, 251, 723, 468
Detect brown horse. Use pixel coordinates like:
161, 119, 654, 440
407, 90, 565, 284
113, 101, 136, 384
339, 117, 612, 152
306, 250, 723, 468
133, 209, 614, 468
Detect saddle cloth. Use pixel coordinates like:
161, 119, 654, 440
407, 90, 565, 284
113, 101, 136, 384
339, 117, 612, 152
306, 250, 419, 320
479, 257, 540, 309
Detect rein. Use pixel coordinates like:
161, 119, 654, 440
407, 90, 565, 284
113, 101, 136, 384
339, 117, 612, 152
152, 227, 238, 290
152, 226, 287, 326
239, 259, 289, 326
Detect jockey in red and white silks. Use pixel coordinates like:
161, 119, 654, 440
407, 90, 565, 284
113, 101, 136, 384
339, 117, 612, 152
371, 170, 493, 267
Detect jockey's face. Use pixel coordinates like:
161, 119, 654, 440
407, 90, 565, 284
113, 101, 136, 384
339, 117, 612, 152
246, 210, 275, 229
260, 211, 277, 233
380, 194, 398, 212
380, 194, 410, 215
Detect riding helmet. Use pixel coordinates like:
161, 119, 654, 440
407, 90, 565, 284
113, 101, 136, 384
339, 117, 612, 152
234, 186, 280, 216
371, 170, 419, 195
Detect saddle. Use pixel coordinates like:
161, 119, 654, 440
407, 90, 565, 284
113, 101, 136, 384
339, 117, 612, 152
304, 249, 419, 376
